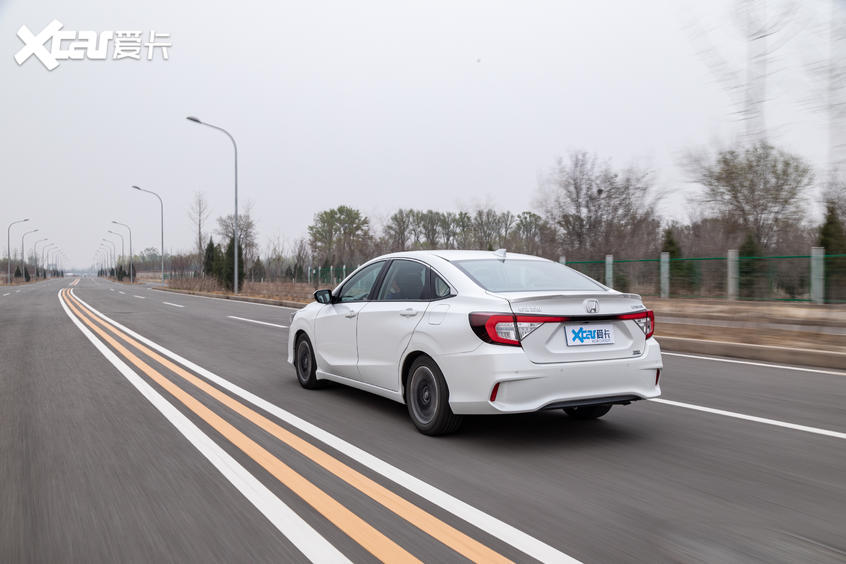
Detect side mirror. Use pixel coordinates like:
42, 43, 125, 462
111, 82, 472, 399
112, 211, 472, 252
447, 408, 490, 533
314, 289, 333, 304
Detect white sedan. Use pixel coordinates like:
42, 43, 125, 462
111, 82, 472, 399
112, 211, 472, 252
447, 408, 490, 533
288, 250, 662, 435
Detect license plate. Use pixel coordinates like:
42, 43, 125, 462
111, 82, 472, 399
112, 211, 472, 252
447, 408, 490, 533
565, 324, 615, 346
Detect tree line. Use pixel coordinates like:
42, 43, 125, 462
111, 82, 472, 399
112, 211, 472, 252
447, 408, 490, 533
157, 140, 845, 299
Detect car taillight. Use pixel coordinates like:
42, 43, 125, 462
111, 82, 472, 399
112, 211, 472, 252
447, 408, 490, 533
469, 313, 567, 346
618, 310, 654, 339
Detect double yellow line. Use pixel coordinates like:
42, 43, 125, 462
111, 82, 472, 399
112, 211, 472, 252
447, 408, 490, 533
60, 289, 512, 563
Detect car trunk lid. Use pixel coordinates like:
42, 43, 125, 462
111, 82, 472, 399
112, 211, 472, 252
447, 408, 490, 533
494, 291, 649, 363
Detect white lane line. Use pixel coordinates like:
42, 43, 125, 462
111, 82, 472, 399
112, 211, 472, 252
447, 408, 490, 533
227, 315, 288, 329
110, 288, 115, 292
2, 293, 9, 297
119, 291, 126, 295
72, 290, 576, 564
15, 290, 20, 293
650, 398, 846, 440
150, 287, 300, 311
58, 290, 348, 563
133, 295, 146, 299
163, 302, 184, 308
663, 352, 846, 377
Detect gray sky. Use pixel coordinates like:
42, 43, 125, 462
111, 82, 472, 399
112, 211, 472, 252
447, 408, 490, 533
1, 0, 836, 270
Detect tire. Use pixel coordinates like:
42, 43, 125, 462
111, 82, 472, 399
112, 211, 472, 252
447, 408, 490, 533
563, 404, 612, 420
406, 357, 463, 435
294, 334, 323, 389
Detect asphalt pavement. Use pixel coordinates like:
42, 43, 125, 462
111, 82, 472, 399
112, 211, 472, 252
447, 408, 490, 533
1, 277, 844, 563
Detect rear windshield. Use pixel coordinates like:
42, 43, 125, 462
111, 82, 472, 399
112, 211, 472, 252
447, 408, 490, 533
453, 259, 604, 292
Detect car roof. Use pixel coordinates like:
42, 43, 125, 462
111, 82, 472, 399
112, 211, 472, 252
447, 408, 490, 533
376, 249, 549, 262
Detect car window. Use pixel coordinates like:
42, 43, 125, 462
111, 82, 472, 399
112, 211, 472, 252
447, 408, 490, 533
337, 262, 385, 302
377, 260, 428, 301
432, 272, 452, 298
453, 259, 603, 292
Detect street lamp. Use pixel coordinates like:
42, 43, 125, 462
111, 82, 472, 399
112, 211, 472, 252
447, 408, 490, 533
21, 228, 38, 280
107, 230, 124, 263
42, 243, 56, 278
186, 116, 240, 293
102, 238, 116, 274
6, 218, 28, 284
47, 248, 60, 276
33, 238, 47, 278
112, 221, 133, 283
132, 185, 165, 283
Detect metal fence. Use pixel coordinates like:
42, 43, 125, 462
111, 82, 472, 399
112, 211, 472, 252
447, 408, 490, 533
566, 249, 846, 303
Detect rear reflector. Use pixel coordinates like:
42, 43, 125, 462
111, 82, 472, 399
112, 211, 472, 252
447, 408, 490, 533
490, 382, 500, 402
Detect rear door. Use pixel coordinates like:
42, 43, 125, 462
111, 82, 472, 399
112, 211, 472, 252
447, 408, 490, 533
504, 292, 649, 363
355, 259, 431, 391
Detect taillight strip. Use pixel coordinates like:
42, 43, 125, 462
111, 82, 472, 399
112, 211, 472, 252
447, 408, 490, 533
468, 309, 655, 345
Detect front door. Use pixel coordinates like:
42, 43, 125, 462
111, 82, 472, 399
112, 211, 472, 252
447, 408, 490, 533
313, 261, 386, 380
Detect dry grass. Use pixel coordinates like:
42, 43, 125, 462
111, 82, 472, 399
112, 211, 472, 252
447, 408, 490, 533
168, 278, 316, 302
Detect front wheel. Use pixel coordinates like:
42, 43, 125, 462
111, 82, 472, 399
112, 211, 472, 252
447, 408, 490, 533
295, 335, 323, 389
563, 404, 612, 420
406, 357, 463, 435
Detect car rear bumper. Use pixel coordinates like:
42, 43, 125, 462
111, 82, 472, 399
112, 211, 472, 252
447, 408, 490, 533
439, 338, 662, 414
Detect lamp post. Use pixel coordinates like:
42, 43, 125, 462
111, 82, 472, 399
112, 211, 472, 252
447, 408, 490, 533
7, 218, 29, 284
102, 238, 116, 274
186, 116, 239, 293
43, 243, 55, 278
33, 238, 47, 278
107, 230, 124, 272
21, 228, 38, 280
112, 221, 133, 283
131, 185, 165, 283
47, 248, 59, 276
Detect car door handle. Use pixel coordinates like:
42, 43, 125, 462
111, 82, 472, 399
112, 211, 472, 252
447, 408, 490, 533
399, 308, 418, 317
345, 310, 357, 318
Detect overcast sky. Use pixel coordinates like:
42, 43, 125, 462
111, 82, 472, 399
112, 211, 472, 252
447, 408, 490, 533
1, 0, 837, 270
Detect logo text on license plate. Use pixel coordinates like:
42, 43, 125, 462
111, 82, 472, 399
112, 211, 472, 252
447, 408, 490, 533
566, 324, 615, 346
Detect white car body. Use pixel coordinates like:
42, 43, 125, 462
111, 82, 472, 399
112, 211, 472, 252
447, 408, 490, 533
287, 250, 662, 417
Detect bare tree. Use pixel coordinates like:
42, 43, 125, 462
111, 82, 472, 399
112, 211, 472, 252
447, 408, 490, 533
188, 191, 210, 259
540, 151, 661, 259
216, 203, 258, 267
686, 141, 814, 248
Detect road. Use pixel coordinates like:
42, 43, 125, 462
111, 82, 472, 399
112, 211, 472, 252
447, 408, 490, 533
1, 277, 845, 563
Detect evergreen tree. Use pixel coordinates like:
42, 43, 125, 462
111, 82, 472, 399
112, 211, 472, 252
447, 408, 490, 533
14, 265, 21, 279
819, 202, 846, 302
203, 237, 216, 277
661, 228, 696, 296
222, 237, 245, 291
250, 257, 266, 281
24, 267, 30, 282
819, 202, 846, 253
739, 232, 765, 299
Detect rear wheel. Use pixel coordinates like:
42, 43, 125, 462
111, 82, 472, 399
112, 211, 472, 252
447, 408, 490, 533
563, 404, 612, 420
406, 357, 463, 435
295, 335, 323, 389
